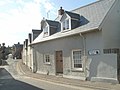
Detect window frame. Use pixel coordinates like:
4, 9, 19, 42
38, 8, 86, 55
44, 54, 51, 65
72, 49, 83, 71
61, 18, 71, 31
43, 24, 49, 37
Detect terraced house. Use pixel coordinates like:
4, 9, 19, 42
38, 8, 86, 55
22, 29, 42, 71
23, 0, 120, 83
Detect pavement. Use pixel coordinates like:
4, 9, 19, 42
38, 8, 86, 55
17, 60, 120, 90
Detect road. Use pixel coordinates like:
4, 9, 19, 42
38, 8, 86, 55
0, 58, 97, 90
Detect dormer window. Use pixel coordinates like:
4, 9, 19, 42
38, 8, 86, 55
62, 19, 70, 31
41, 19, 60, 37
60, 11, 80, 32
63, 19, 69, 30
43, 26, 49, 37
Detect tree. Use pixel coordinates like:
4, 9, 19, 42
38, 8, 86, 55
1, 43, 6, 60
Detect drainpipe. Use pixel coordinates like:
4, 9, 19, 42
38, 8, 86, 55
80, 33, 86, 56
79, 33, 87, 80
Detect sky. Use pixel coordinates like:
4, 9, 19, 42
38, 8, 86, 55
0, 0, 97, 46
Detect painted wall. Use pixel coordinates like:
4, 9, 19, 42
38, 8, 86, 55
89, 54, 118, 83
27, 46, 30, 68
32, 29, 119, 83
27, 46, 33, 70
22, 47, 27, 65
22, 46, 25, 64
85, 31, 118, 83
32, 47, 37, 73
33, 34, 86, 79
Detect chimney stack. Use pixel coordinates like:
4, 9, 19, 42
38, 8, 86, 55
58, 7, 64, 15
23, 41, 25, 47
25, 39, 28, 48
28, 33, 32, 43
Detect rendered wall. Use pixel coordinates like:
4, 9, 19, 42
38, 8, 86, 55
33, 34, 86, 79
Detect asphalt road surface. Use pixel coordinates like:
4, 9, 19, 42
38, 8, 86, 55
0, 58, 96, 90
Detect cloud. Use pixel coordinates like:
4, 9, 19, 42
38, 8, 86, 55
0, 0, 56, 46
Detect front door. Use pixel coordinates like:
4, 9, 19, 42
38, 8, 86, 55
56, 51, 63, 74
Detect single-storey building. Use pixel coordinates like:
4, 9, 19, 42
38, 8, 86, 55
24, 0, 120, 83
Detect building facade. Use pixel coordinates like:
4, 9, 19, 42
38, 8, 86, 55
12, 42, 23, 59
22, 29, 42, 72
23, 0, 120, 83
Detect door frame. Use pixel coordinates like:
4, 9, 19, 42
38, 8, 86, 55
55, 50, 63, 74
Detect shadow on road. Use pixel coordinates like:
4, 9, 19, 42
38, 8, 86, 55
0, 68, 44, 90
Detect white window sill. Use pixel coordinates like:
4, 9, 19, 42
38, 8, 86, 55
44, 62, 51, 65
71, 68, 83, 72
61, 29, 71, 33
43, 35, 49, 38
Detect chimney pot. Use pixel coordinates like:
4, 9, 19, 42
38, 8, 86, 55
58, 7, 64, 15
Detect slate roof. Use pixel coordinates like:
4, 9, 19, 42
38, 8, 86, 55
14, 43, 23, 48
32, 29, 42, 41
41, 19, 60, 30
31, 0, 116, 45
46, 20, 60, 27
32, 29, 42, 34
72, 0, 116, 30
65, 11, 80, 20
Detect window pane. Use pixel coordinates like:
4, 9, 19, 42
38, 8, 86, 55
73, 50, 82, 68
45, 55, 50, 63
66, 19, 69, 29
63, 21, 65, 30
74, 64, 82, 68
62, 19, 69, 30
44, 26, 48, 36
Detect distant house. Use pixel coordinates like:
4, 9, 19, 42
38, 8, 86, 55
23, 0, 120, 83
12, 42, 23, 59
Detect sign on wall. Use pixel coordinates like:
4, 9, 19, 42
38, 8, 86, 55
88, 49, 100, 55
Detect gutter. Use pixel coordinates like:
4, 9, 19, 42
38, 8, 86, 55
30, 27, 99, 46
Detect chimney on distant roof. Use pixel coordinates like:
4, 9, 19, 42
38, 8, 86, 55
58, 7, 64, 15
25, 39, 28, 48
23, 41, 25, 46
28, 33, 32, 43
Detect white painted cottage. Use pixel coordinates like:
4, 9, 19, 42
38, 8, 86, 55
23, 0, 120, 83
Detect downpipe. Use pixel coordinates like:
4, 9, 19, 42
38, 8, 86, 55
79, 33, 87, 80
